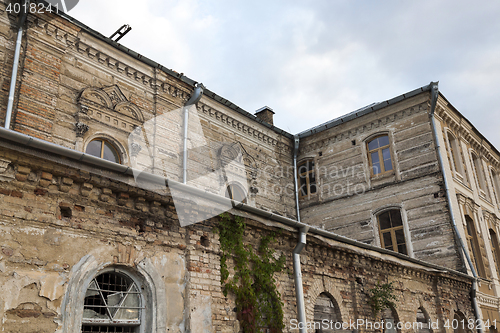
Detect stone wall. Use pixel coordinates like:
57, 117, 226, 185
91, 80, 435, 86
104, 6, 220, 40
0, 138, 474, 333
0, 0, 295, 218
297, 93, 464, 270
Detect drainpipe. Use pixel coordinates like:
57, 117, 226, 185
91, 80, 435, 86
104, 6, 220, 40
429, 82, 483, 332
292, 134, 308, 332
182, 83, 204, 184
5, 1, 29, 129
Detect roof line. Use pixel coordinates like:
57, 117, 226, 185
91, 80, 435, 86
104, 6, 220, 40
297, 82, 436, 139
54, 11, 293, 139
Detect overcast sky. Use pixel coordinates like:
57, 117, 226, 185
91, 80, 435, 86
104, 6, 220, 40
69, 0, 500, 148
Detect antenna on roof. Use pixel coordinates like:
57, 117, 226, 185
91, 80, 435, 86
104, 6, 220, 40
110, 24, 132, 42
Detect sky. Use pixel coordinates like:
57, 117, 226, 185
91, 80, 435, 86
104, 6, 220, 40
68, 0, 500, 148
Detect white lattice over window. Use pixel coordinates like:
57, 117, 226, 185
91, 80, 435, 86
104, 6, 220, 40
82, 271, 143, 333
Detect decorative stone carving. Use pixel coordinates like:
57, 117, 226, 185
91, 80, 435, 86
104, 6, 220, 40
0, 158, 14, 182
130, 143, 142, 157
75, 122, 89, 137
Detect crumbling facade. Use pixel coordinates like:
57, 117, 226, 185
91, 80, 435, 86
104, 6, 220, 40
0, 1, 496, 332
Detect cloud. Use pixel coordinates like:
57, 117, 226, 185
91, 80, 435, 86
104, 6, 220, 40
70, 0, 500, 148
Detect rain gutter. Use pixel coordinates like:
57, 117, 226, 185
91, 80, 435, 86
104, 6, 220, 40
182, 83, 204, 184
428, 82, 483, 332
0, 126, 474, 280
5, 1, 29, 129
292, 134, 307, 332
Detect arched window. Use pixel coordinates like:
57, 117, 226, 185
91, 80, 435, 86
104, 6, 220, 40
313, 293, 341, 332
297, 159, 317, 199
465, 215, 486, 278
490, 169, 500, 205
378, 210, 408, 255
86, 139, 121, 164
447, 132, 465, 178
471, 152, 488, 198
489, 229, 500, 278
82, 270, 143, 332
367, 135, 393, 176
381, 307, 399, 333
225, 183, 247, 203
453, 312, 467, 333
416, 307, 432, 333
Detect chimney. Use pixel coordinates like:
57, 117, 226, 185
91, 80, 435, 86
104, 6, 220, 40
254, 106, 275, 126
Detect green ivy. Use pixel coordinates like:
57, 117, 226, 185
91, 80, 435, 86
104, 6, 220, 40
215, 213, 286, 333
368, 281, 397, 318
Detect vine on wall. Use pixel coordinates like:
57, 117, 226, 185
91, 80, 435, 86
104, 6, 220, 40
368, 281, 397, 318
215, 213, 287, 333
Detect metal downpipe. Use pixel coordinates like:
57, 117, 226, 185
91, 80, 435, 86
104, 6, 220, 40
5, 1, 29, 129
292, 134, 307, 332
429, 82, 483, 332
293, 135, 301, 222
293, 227, 308, 333
182, 83, 204, 184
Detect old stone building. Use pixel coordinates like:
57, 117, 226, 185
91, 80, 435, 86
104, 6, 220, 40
0, 1, 495, 332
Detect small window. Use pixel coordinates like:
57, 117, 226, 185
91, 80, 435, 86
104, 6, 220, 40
465, 215, 486, 278
416, 307, 432, 333
313, 293, 341, 332
490, 229, 500, 278
378, 210, 408, 255
447, 132, 465, 177
82, 270, 143, 332
367, 135, 393, 176
298, 160, 316, 199
471, 152, 488, 198
86, 139, 121, 164
225, 183, 247, 203
491, 169, 500, 205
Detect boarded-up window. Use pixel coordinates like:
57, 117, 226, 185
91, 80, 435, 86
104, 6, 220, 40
313, 293, 341, 332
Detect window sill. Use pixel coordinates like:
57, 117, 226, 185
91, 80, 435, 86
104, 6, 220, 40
370, 171, 396, 188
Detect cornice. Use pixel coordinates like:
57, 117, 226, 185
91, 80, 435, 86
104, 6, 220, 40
299, 102, 425, 155
436, 105, 500, 168
198, 103, 292, 153
477, 292, 500, 308
27, 15, 192, 104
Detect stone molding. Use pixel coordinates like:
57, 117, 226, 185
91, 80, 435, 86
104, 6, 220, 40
436, 105, 500, 168
199, 103, 292, 152
299, 103, 426, 155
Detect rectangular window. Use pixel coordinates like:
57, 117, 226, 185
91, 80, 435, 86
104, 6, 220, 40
298, 160, 316, 199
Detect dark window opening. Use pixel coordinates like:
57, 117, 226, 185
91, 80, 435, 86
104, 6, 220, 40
298, 160, 316, 199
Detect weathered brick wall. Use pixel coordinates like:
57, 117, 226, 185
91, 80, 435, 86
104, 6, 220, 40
0, 143, 474, 333
297, 93, 463, 270
0, 1, 295, 218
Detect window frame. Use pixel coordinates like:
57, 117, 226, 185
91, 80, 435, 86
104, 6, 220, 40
86, 138, 122, 164
446, 131, 466, 181
367, 134, 394, 177
464, 215, 487, 278
489, 168, 500, 206
225, 183, 247, 203
297, 159, 317, 199
489, 228, 500, 279
81, 267, 146, 333
471, 151, 489, 199
377, 209, 409, 255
